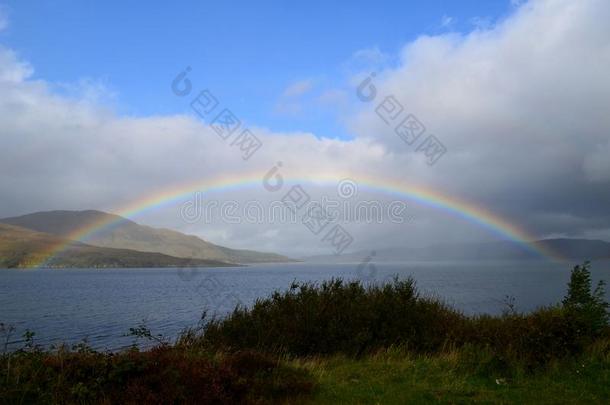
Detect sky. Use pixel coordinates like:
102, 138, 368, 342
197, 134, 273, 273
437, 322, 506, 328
1, 0, 514, 138
1, 0, 610, 256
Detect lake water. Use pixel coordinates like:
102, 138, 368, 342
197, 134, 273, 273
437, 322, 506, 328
1, 260, 610, 351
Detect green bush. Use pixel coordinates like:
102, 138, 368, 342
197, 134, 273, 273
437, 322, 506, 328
195, 278, 466, 356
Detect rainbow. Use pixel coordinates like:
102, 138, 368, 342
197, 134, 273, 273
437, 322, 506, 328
36, 171, 564, 266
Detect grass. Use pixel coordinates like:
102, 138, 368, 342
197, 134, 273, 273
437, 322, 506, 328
294, 341, 610, 404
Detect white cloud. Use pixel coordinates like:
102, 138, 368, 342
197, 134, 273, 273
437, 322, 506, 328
440, 15, 454, 28
0, 47, 33, 82
54, 77, 118, 106
352, 47, 388, 65
469, 16, 492, 30
274, 79, 315, 117
345, 0, 610, 237
281, 79, 314, 98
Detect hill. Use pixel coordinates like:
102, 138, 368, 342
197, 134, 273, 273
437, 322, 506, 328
0, 210, 293, 264
304, 239, 610, 263
0, 223, 236, 268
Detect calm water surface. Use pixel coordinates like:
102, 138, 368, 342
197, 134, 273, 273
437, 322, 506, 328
1, 260, 609, 351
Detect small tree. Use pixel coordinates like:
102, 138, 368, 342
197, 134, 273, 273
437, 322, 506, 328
562, 261, 609, 336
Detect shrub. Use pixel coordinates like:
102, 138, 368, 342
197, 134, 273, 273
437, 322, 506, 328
461, 306, 585, 370
0, 346, 313, 404
196, 277, 466, 356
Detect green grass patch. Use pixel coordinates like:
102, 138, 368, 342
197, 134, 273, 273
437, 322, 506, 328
296, 341, 610, 404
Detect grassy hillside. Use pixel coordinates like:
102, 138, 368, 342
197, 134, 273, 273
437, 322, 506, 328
0, 223, 236, 268
1, 210, 293, 264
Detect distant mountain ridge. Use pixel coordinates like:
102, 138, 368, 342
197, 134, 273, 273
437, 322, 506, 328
0, 223, 236, 269
304, 239, 610, 263
1, 210, 293, 264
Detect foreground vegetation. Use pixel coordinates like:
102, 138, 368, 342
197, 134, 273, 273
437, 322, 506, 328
1, 262, 608, 403
298, 342, 610, 403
